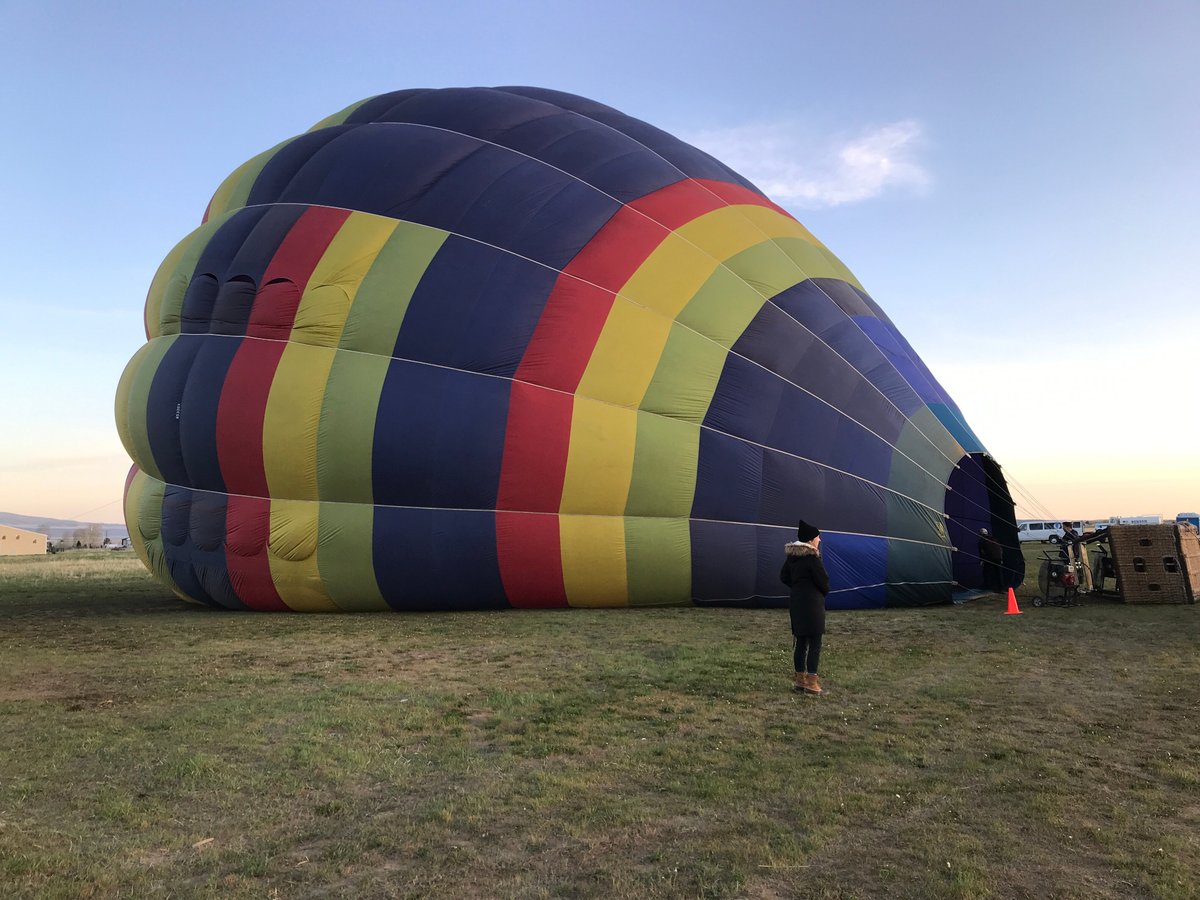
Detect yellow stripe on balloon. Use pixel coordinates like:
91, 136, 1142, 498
706, 205, 863, 291
262, 342, 338, 502
559, 395, 638, 516
557, 204, 842, 607
574, 302, 673, 409
559, 514, 629, 607
116, 334, 178, 483
267, 498, 339, 611
576, 205, 820, 409
291, 213, 400, 348
558, 397, 637, 605
267, 212, 402, 495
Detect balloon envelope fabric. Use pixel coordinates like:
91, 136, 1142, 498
116, 86, 1022, 612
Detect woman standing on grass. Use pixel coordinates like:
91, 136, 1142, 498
780, 519, 831, 696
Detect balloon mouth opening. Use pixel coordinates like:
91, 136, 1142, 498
945, 453, 1024, 591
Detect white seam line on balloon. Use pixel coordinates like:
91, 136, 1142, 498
205, 119, 975, 492
151, 247, 959, 510
130, 474, 961, 553
187, 120, 1010, 526
473, 92, 1005, 484
307, 119, 978, 486
705, 518, 1027, 582
689, 518, 954, 548
763, 581, 959, 599
459, 98, 1025, 520
575, 138, 1024, 521
610, 164, 1023, 514
154, 206, 982, 527
190, 139, 1001, 521
147, 329, 955, 524
158, 281, 998, 535
205, 106, 1016, 518
418, 117, 1020, 524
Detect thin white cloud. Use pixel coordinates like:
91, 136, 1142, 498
685, 120, 930, 208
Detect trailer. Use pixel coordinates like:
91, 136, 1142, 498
1106, 515, 1162, 526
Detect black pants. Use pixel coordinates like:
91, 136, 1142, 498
793, 634, 822, 675
982, 560, 1002, 590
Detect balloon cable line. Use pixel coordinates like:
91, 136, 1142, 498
425, 105, 1034, 518
141, 470, 964, 554
299, 119, 1006, 507
295, 103, 1055, 527
349, 109, 1013, 507
65, 497, 123, 522
1003, 473, 1061, 521
723, 582, 956, 602
149, 107, 1061, 574
217, 105, 1021, 521
187, 198, 1006, 534
157, 329, 955, 524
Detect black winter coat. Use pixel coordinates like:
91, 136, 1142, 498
780, 542, 831, 636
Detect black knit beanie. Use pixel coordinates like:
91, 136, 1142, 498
796, 519, 820, 542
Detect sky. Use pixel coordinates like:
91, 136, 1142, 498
1, 0, 1197, 524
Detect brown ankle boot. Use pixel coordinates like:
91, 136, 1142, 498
803, 674, 823, 696
792, 672, 808, 692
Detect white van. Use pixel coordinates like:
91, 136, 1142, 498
1016, 521, 1067, 543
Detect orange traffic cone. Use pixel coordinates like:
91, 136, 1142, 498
1005, 587, 1022, 615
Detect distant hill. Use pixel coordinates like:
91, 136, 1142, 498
0, 511, 128, 543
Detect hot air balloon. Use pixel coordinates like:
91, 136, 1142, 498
115, 86, 1022, 612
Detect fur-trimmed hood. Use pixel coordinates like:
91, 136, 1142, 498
785, 541, 820, 558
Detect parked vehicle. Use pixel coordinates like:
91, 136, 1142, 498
1105, 515, 1162, 526
1017, 521, 1067, 543
1177, 512, 1200, 530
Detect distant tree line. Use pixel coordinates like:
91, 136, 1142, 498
47, 524, 106, 550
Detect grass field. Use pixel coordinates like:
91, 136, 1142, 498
1, 549, 1198, 899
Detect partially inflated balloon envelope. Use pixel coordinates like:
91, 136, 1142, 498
116, 86, 1023, 612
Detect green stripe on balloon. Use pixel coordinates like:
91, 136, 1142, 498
625, 517, 692, 606
338, 222, 448, 357
316, 501, 388, 610
316, 351, 390, 505
627, 410, 701, 518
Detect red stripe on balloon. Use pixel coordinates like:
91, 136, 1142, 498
495, 178, 784, 606
213, 206, 348, 609
513, 179, 779, 393
224, 495, 288, 610
215, 339, 289, 498
628, 178, 745, 230
497, 381, 574, 513
495, 381, 573, 605
249, 207, 351, 339
216, 206, 349, 497
692, 179, 792, 219
495, 512, 567, 608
